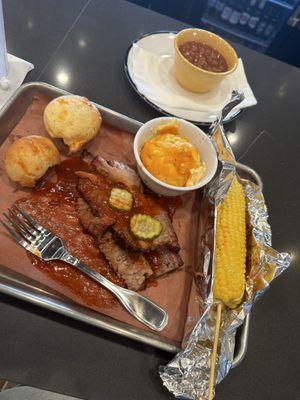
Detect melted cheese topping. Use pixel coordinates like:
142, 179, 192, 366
140, 121, 206, 187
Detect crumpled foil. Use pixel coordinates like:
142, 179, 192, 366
159, 119, 291, 400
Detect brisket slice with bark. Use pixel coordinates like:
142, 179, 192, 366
146, 248, 184, 278
77, 197, 115, 237
76, 168, 179, 252
98, 231, 153, 291
91, 155, 142, 191
77, 198, 152, 290
77, 198, 183, 290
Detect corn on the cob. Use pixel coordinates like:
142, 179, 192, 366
213, 177, 246, 309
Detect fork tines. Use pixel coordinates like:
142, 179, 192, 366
0, 205, 45, 252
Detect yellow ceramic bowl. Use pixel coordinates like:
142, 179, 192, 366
174, 28, 238, 93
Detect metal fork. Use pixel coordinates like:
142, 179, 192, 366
0, 205, 168, 331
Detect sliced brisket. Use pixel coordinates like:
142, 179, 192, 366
146, 248, 184, 278
76, 155, 183, 290
99, 231, 153, 291
76, 171, 180, 251
77, 197, 115, 237
86, 154, 142, 191
77, 198, 153, 291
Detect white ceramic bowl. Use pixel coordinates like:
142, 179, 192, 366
133, 117, 218, 196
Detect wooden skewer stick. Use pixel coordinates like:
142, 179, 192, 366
208, 302, 223, 400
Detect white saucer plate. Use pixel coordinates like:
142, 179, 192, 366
125, 31, 257, 125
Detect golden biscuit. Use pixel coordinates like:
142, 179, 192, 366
4, 135, 61, 187
43, 95, 101, 153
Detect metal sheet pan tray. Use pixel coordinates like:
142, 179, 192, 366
0, 82, 261, 365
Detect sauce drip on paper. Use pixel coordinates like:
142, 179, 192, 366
17, 157, 124, 307
16, 157, 181, 306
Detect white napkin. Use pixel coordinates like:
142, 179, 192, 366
0, 53, 34, 108
129, 44, 257, 122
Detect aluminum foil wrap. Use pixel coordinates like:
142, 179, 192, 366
159, 120, 291, 400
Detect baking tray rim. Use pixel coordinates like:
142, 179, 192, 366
0, 82, 255, 365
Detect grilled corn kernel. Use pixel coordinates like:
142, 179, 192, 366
213, 177, 246, 309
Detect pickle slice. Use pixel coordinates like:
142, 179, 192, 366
130, 213, 162, 240
109, 188, 133, 211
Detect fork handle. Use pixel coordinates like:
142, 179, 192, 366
60, 252, 168, 331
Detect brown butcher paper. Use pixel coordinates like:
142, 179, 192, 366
0, 93, 204, 345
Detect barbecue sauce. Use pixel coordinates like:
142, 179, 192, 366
16, 157, 181, 303
17, 157, 125, 307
